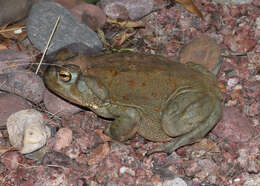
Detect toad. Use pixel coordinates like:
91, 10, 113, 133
44, 52, 222, 154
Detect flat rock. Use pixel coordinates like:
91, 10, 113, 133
212, 107, 255, 144
0, 49, 30, 74
0, 93, 31, 127
43, 89, 82, 118
0, 70, 45, 103
98, 0, 164, 20
42, 151, 72, 167
27, 0, 102, 55
0, 0, 32, 26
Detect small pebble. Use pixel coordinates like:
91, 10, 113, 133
42, 151, 72, 167
227, 77, 239, 89
87, 143, 110, 166
119, 166, 135, 176
163, 177, 187, 186
54, 128, 73, 151
75, 131, 103, 153
65, 146, 80, 159
243, 173, 260, 186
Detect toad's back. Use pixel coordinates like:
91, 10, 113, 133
67, 53, 213, 118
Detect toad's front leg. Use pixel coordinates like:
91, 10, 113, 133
104, 105, 141, 142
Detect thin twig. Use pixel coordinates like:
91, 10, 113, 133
0, 26, 26, 33
35, 16, 61, 74
2, 157, 27, 168
0, 80, 6, 89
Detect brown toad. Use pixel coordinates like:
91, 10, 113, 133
44, 52, 222, 153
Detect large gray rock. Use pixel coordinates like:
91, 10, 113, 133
0, 0, 32, 26
27, 0, 102, 55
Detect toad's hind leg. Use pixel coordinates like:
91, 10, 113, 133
148, 93, 222, 154
137, 116, 173, 142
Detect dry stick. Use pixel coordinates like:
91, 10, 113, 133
0, 26, 26, 33
35, 16, 61, 74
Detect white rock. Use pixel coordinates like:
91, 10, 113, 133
7, 109, 51, 154
227, 77, 239, 89
119, 166, 135, 176
243, 173, 260, 186
255, 17, 260, 30
163, 178, 187, 186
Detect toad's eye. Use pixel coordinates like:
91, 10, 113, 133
59, 71, 71, 82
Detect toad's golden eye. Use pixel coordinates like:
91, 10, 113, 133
59, 71, 71, 82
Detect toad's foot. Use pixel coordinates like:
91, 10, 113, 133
147, 135, 199, 155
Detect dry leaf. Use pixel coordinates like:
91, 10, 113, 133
176, 0, 203, 18
195, 139, 220, 153
0, 21, 26, 40
0, 38, 10, 49
97, 28, 110, 46
112, 28, 136, 47
218, 82, 226, 94
0, 44, 8, 50
107, 18, 144, 28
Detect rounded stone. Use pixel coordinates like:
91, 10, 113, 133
71, 3, 106, 30
179, 36, 222, 75
6, 109, 51, 154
